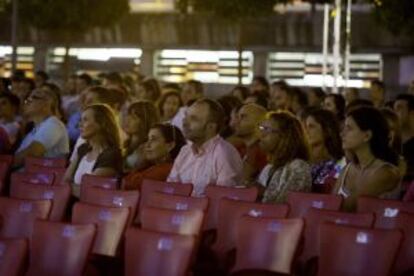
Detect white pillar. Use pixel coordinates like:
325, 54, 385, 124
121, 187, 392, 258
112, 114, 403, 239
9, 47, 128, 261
344, 0, 352, 87
332, 0, 342, 93
322, 3, 330, 90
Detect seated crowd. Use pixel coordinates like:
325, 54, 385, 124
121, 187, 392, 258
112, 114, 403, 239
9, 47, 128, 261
0, 70, 414, 275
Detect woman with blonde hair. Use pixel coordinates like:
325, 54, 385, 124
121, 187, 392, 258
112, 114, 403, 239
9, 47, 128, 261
257, 111, 312, 203
123, 100, 160, 171
64, 104, 123, 197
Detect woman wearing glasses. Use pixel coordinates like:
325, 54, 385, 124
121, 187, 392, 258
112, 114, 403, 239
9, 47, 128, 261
257, 111, 312, 203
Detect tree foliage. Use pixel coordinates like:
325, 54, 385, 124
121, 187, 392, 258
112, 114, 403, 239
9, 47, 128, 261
18, 0, 130, 36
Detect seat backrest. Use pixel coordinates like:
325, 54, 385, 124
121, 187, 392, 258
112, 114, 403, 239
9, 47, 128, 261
357, 196, 414, 229
140, 179, 193, 208
214, 198, 289, 259
301, 208, 375, 263
27, 166, 67, 186
80, 174, 119, 191
147, 192, 209, 212
0, 197, 52, 238
318, 223, 403, 276
26, 220, 96, 276
80, 187, 139, 224
25, 156, 67, 170
233, 217, 304, 274
370, 212, 414, 275
0, 155, 13, 166
141, 207, 204, 236
205, 185, 258, 230
71, 202, 129, 256
403, 180, 414, 202
0, 162, 9, 193
125, 228, 196, 276
10, 182, 71, 222
0, 239, 27, 276
286, 192, 343, 218
11, 172, 55, 186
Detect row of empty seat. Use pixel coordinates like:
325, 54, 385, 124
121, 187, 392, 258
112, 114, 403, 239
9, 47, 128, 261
0, 155, 413, 275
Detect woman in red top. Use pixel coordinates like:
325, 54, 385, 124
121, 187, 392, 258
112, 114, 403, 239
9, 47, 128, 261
123, 123, 186, 190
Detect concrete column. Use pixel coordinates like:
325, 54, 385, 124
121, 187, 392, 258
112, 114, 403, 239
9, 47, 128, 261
140, 48, 155, 76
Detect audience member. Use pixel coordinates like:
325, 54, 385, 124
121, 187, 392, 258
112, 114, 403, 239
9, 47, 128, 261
64, 104, 123, 197
171, 80, 203, 130
307, 87, 326, 108
217, 95, 242, 139
334, 107, 400, 211
344, 87, 359, 106
257, 111, 311, 203
34, 71, 49, 88
269, 80, 292, 111
244, 92, 268, 109
231, 85, 250, 102
370, 80, 386, 108
136, 78, 161, 102
231, 103, 268, 183
14, 87, 69, 168
304, 108, 345, 193
158, 91, 182, 123
0, 93, 21, 146
123, 101, 160, 171
251, 76, 270, 95
167, 99, 243, 196
123, 124, 186, 190
290, 87, 308, 116
323, 93, 346, 122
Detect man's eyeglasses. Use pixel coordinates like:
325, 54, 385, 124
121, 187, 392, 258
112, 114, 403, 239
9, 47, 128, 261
258, 125, 280, 134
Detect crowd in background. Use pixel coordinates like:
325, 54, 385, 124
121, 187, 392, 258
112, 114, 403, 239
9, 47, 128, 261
1, 69, 414, 210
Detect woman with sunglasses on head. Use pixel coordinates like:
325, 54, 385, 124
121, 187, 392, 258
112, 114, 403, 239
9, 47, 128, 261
123, 123, 186, 190
123, 101, 160, 172
64, 104, 123, 197
334, 106, 401, 211
256, 111, 312, 203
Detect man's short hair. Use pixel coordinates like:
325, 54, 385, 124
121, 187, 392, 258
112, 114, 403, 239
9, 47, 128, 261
77, 73, 93, 86
396, 94, 414, 111
105, 72, 123, 85
194, 98, 225, 133
371, 80, 385, 90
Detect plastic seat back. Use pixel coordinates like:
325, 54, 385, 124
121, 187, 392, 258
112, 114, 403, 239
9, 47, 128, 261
301, 208, 375, 263
27, 166, 66, 185
286, 192, 343, 218
215, 198, 289, 259
0, 239, 27, 276
0, 197, 52, 238
10, 182, 71, 221
11, 172, 54, 186
72, 202, 129, 256
25, 156, 67, 170
140, 179, 193, 208
233, 217, 304, 274
147, 192, 209, 212
80, 174, 119, 192
0, 162, 9, 193
125, 228, 196, 276
205, 186, 258, 230
27, 220, 96, 276
141, 207, 204, 236
357, 196, 414, 228
318, 223, 402, 276
80, 187, 139, 224
0, 154, 13, 165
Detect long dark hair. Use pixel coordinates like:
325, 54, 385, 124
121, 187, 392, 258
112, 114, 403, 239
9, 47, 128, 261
305, 108, 344, 160
151, 123, 186, 160
268, 111, 310, 169
326, 94, 346, 121
347, 106, 398, 165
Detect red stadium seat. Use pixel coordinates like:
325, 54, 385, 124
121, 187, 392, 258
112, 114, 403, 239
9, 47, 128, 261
318, 223, 402, 276
301, 208, 375, 265
10, 182, 71, 221
205, 186, 258, 230
286, 192, 343, 218
214, 198, 289, 260
0, 154, 13, 166
140, 179, 193, 207
27, 165, 66, 185
125, 228, 196, 276
25, 156, 67, 170
0, 197, 51, 238
80, 187, 139, 224
0, 162, 9, 193
357, 196, 414, 228
11, 171, 54, 186
141, 206, 204, 236
0, 239, 28, 276
147, 192, 209, 212
232, 216, 304, 274
26, 220, 96, 276
72, 202, 129, 256
80, 174, 118, 195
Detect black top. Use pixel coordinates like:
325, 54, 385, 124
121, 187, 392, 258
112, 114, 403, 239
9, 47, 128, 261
77, 143, 123, 174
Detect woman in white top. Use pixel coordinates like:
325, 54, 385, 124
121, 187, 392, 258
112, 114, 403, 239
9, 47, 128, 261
64, 104, 123, 197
